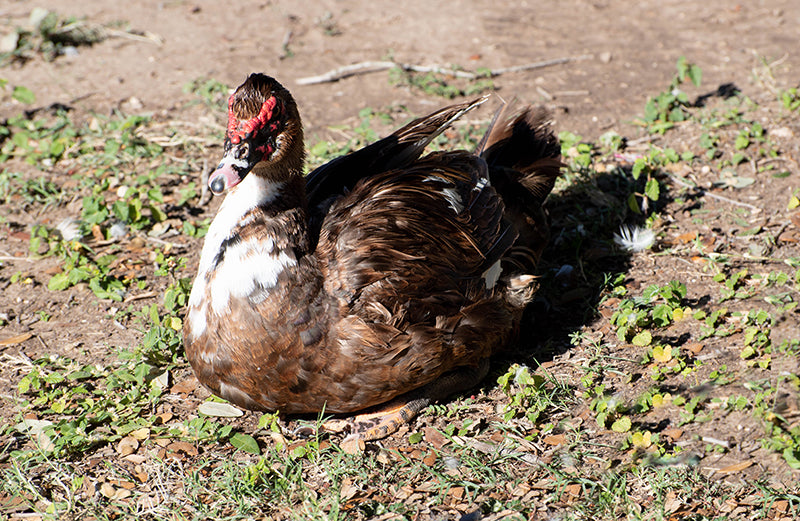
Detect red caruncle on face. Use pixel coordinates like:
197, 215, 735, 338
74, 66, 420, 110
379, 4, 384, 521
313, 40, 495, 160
226, 95, 280, 145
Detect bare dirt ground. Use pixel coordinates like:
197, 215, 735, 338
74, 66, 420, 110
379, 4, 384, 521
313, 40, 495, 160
1, 1, 799, 520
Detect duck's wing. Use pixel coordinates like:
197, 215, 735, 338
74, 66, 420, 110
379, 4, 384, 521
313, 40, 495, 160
316, 149, 516, 323
305, 96, 489, 237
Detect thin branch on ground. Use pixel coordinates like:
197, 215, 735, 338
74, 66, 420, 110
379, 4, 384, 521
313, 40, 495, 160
296, 55, 593, 86
667, 173, 762, 212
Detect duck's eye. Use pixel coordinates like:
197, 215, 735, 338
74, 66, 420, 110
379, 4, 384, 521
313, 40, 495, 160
236, 143, 250, 160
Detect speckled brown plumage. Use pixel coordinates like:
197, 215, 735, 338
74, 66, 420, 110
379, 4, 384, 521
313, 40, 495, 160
183, 73, 561, 435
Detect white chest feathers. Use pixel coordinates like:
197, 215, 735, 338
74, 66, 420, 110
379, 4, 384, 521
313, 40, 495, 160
209, 238, 296, 313
187, 176, 296, 337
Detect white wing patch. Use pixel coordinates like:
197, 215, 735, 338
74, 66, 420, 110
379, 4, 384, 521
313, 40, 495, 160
481, 259, 503, 289
422, 175, 465, 214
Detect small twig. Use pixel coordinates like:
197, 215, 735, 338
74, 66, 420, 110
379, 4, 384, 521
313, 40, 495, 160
552, 89, 591, 97
626, 135, 658, 147
536, 86, 553, 101
105, 28, 164, 45
279, 29, 293, 60
296, 61, 397, 85
701, 436, 731, 449
488, 55, 592, 75
123, 291, 158, 304
772, 220, 791, 243
0, 256, 36, 262
699, 191, 761, 212
666, 173, 762, 212
296, 55, 592, 86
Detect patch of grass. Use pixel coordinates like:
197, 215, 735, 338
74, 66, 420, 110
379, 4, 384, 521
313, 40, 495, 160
389, 66, 495, 99
640, 56, 702, 133
0, 9, 122, 65
183, 77, 230, 110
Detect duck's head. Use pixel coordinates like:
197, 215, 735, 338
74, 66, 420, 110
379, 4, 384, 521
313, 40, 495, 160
209, 73, 304, 195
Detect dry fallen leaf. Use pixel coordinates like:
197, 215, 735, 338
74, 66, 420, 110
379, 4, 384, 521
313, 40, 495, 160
99, 482, 117, 499
339, 477, 359, 501
109, 479, 135, 490
422, 452, 436, 466
448, 486, 465, 500
197, 401, 243, 417
686, 343, 704, 355
542, 434, 567, 446
663, 490, 682, 513
716, 460, 754, 474
423, 426, 448, 449
129, 428, 150, 441
662, 428, 684, 441
0, 333, 33, 346
167, 441, 199, 456
116, 436, 139, 456
91, 224, 104, 242
123, 454, 146, 465
170, 378, 199, 395
376, 450, 391, 464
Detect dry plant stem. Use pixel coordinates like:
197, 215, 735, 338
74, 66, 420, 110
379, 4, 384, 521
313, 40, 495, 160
701, 436, 731, 448
105, 28, 164, 45
0, 256, 36, 262
123, 291, 158, 303
667, 173, 762, 212
296, 55, 593, 85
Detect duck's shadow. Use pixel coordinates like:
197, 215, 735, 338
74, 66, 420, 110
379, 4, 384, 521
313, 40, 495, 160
488, 167, 643, 385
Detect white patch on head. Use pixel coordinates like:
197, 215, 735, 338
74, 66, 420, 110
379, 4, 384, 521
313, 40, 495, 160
481, 259, 503, 289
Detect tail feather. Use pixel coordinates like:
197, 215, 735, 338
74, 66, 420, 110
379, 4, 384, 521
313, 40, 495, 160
479, 104, 563, 271
480, 105, 562, 206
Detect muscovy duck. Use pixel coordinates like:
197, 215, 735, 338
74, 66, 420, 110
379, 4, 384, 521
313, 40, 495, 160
184, 73, 562, 440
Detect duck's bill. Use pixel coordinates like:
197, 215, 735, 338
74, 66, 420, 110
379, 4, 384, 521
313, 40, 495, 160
208, 149, 254, 195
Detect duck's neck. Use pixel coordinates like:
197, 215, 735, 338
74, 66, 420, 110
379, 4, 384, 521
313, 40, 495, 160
190, 170, 309, 317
